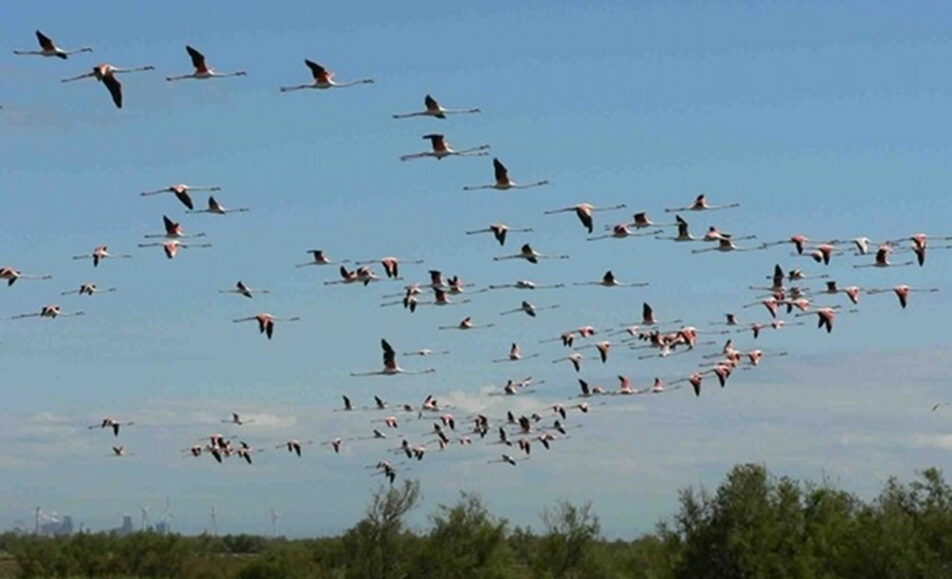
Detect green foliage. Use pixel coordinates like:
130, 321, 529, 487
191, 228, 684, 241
4, 468, 952, 578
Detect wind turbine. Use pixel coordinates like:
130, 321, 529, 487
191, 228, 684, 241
209, 506, 219, 536
162, 497, 173, 534
140, 505, 151, 531
270, 507, 280, 538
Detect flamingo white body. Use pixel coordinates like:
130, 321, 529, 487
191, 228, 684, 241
664, 194, 740, 213
72, 245, 132, 268
466, 223, 533, 246
0, 267, 52, 287
296, 250, 347, 267
14, 30, 92, 59
186, 196, 249, 215
61, 283, 116, 296
544, 203, 627, 234
463, 158, 548, 191
280, 59, 373, 91
144, 216, 206, 240
400, 134, 490, 161
393, 94, 479, 119
493, 243, 569, 264
61, 63, 154, 108
138, 239, 212, 259
166, 46, 247, 81
350, 339, 436, 376
219, 281, 269, 298
233, 313, 301, 339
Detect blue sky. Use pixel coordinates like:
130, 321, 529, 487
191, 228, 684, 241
1, 0, 951, 537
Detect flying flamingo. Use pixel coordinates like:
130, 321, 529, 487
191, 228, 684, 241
354, 257, 422, 279
466, 223, 533, 246
795, 307, 840, 333
743, 298, 780, 319
400, 134, 490, 161
578, 341, 612, 363
691, 235, 764, 254
111, 446, 132, 457
296, 250, 348, 267
140, 184, 221, 211
493, 243, 569, 264
324, 265, 379, 286
493, 343, 539, 363
664, 194, 740, 213
886, 233, 952, 267
853, 244, 914, 269
219, 281, 269, 299
280, 59, 373, 91
233, 313, 301, 339
166, 46, 247, 81
222, 413, 255, 426
544, 203, 627, 234
350, 339, 436, 376
488, 454, 520, 466
89, 417, 133, 436
393, 94, 479, 119
61, 283, 116, 296
487, 279, 564, 290
438, 316, 495, 331
72, 245, 132, 267
587, 223, 662, 241
462, 158, 549, 191
574, 270, 648, 288
670, 372, 706, 397
868, 284, 938, 309
624, 211, 677, 230
276, 439, 313, 457
500, 300, 559, 317
144, 216, 206, 240
0, 267, 51, 287
552, 352, 584, 373
186, 196, 250, 215
762, 234, 840, 255
60, 63, 154, 108
802, 243, 840, 265
402, 348, 451, 357
14, 30, 92, 59
138, 239, 212, 259
655, 215, 703, 242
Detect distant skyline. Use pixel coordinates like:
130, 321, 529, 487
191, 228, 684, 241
1, 1, 951, 538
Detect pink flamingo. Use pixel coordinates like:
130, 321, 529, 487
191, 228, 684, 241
219, 281, 269, 299
167, 45, 247, 81
393, 94, 479, 119
574, 270, 648, 288
0, 267, 51, 287
61, 63, 154, 108
61, 283, 116, 296
494, 243, 569, 264
14, 30, 92, 59
466, 223, 533, 246
350, 339, 436, 376
463, 158, 548, 191
438, 316, 495, 330
186, 196, 250, 215
664, 194, 739, 213
296, 250, 348, 267
10, 304, 84, 320
138, 239, 212, 259
73, 245, 131, 268
233, 313, 301, 339
280, 59, 372, 91
868, 284, 938, 309
400, 134, 489, 161
544, 202, 627, 234
141, 184, 221, 211
144, 216, 206, 240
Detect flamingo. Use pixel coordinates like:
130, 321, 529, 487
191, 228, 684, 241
493, 243, 569, 264
89, 417, 134, 437
186, 196, 249, 215
14, 30, 92, 59
72, 245, 132, 268
222, 413, 254, 426
11, 304, 84, 320
463, 158, 549, 191
296, 250, 348, 267
588, 223, 662, 241
324, 265, 380, 286
802, 243, 840, 265
166, 46, 246, 81
853, 244, 914, 269
578, 341, 612, 363
233, 313, 301, 339
144, 216, 206, 240
886, 233, 952, 267
0, 267, 52, 287
655, 215, 703, 242
61, 283, 116, 296
393, 94, 479, 119
868, 285, 939, 309
743, 298, 780, 319
280, 59, 372, 91
438, 316, 495, 330
552, 352, 584, 373
664, 194, 740, 213
762, 234, 839, 255
276, 439, 313, 457
219, 281, 269, 299
691, 235, 764, 254
624, 211, 677, 229
670, 372, 706, 397
140, 184, 221, 211
493, 343, 539, 363
354, 257, 422, 279
60, 63, 154, 108
350, 339, 436, 376
487, 279, 564, 290
138, 239, 212, 259
574, 270, 648, 288
500, 300, 559, 317
488, 454, 520, 466
795, 307, 839, 333
400, 134, 490, 161
466, 223, 533, 246
111, 446, 132, 457
544, 203, 627, 234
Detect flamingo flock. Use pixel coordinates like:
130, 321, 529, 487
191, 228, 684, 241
2, 24, 948, 498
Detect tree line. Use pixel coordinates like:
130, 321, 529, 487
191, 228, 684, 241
2, 463, 951, 578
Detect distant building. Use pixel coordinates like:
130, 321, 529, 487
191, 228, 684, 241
38, 515, 74, 537
111, 515, 134, 536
